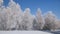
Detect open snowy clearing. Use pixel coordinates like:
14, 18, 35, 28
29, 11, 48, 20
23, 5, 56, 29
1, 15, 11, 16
0, 31, 52, 34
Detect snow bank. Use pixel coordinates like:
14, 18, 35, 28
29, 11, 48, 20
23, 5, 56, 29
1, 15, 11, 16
0, 31, 52, 34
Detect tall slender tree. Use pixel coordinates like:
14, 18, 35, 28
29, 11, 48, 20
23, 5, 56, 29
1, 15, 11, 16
6, 0, 23, 30
36, 8, 45, 30
0, 0, 7, 30
22, 8, 34, 30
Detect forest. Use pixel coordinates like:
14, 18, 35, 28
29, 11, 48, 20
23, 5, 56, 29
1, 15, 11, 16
0, 0, 60, 31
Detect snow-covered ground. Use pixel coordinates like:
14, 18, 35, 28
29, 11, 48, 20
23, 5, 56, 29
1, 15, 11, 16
0, 31, 52, 34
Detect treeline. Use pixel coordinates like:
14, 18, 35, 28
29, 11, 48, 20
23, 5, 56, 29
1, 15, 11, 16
0, 0, 60, 31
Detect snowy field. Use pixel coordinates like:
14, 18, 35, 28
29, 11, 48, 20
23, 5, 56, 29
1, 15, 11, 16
0, 30, 60, 34
0, 31, 52, 34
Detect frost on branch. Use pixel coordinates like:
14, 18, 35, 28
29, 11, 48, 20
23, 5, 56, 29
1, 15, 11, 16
54, 19, 60, 30
0, 1, 7, 30
44, 11, 57, 31
21, 8, 34, 30
0, 0, 3, 6
35, 8, 45, 30
5, 0, 23, 30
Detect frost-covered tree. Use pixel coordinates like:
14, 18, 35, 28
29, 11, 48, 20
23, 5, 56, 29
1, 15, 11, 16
0, 13, 7, 30
5, 0, 16, 30
0, 0, 3, 6
6, 0, 23, 30
5, 7, 17, 30
44, 11, 57, 31
5, 8, 18, 30
15, 3, 23, 30
36, 8, 45, 30
33, 15, 37, 30
22, 8, 34, 30
0, 0, 7, 30
0, 0, 4, 12
54, 19, 60, 29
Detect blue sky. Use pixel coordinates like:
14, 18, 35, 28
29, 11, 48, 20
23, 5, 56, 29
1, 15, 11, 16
3, 0, 60, 19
